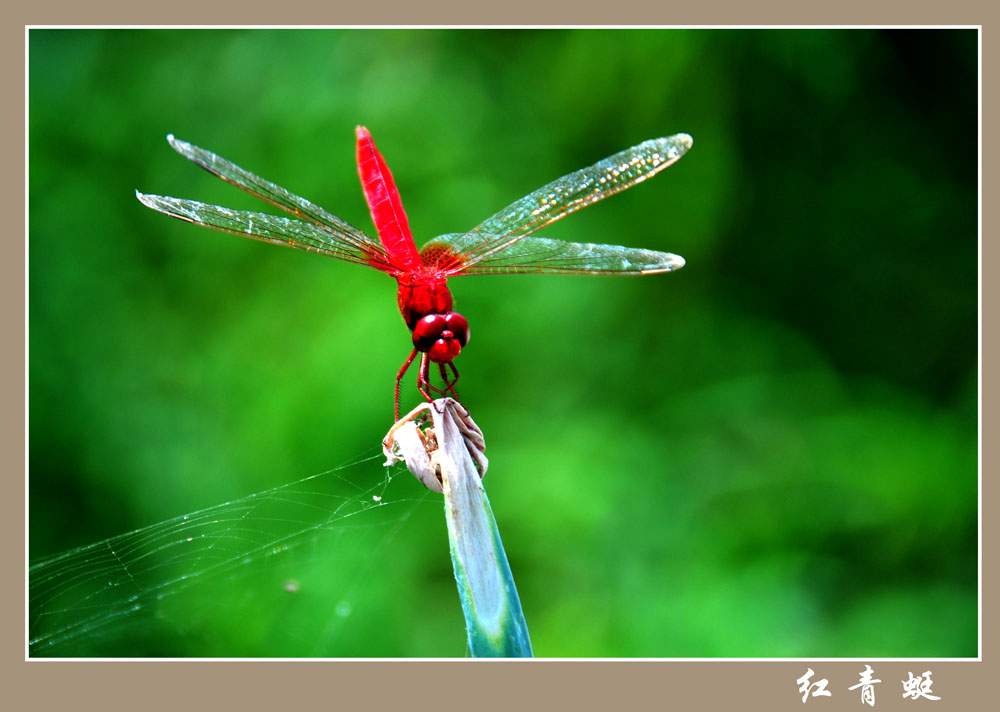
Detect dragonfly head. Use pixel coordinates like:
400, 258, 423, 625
412, 312, 470, 363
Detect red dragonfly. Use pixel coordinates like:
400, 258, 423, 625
137, 127, 692, 420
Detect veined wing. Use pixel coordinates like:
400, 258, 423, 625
421, 234, 684, 275
162, 135, 395, 271
136, 193, 393, 270
430, 134, 692, 273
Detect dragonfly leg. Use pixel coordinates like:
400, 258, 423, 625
395, 348, 419, 421
411, 353, 461, 412
416, 352, 440, 401
438, 361, 460, 401
438, 363, 454, 398
420, 355, 459, 400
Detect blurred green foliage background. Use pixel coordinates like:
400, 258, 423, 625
28, 29, 977, 657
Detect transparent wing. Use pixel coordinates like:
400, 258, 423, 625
421, 234, 684, 275
136, 193, 393, 270
161, 135, 395, 270
430, 134, 692, 273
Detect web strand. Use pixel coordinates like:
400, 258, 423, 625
29, 451, 432, 656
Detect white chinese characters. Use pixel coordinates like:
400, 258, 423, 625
795, 666, 940, 704
848, 664, 882, 706
902, 671, 940, 701
797, 668, 832, 703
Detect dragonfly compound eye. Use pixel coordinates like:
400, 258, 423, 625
443, 312, 470, 347
413, 313, 468, 362
428, 337, 462, 363
412, 314, 447, 351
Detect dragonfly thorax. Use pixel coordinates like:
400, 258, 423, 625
397, 276, 454, 330
398, 277, 469, 363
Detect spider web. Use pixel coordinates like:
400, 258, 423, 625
28, 451, 436, 657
